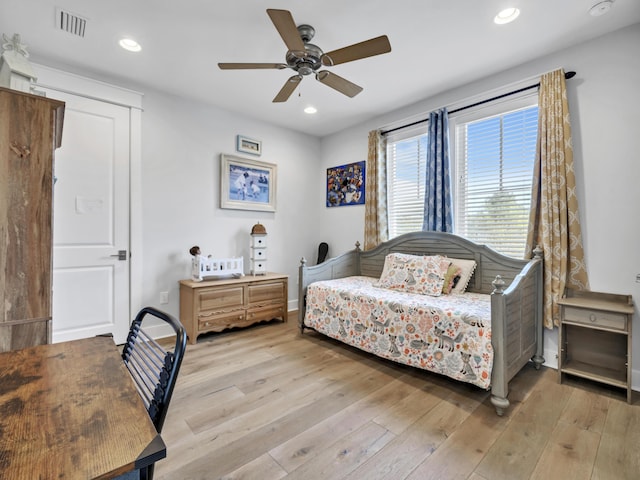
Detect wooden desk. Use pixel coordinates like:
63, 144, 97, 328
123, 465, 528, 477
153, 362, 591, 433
0, 336, 166, 479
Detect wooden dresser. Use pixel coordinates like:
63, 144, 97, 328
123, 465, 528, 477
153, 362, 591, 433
558, 289, 634, 403
0, 87, 65, 352
179, 273, 288, 344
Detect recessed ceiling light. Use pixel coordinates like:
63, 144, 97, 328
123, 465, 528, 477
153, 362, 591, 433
119, 38, 141, 52
494, 7, 520, 24
589, 1, 613, 16
304, 106, 317, 114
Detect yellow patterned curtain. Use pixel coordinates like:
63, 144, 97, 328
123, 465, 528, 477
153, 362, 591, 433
526, 69, 589, 329
364, 130, 388, 250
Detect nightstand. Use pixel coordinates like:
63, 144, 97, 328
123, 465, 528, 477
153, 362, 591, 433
558, 289, 634, 403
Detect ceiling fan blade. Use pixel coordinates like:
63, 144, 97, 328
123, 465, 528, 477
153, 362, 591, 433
316, 71, 363, 98
218, 63, 287, 70
267, 9, 305, 52
273, 75, 302, 102
321, 35, 391, 66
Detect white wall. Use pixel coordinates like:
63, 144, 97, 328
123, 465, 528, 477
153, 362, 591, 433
29, 22, 640, 387
317, 23, 640, 387
33, 59, 321, 335
139, 89, 321, 315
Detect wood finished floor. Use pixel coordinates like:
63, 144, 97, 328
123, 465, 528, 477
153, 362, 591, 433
155, 317, 639, 480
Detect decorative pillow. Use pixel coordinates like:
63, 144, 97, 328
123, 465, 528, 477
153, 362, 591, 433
441, 264, 462, 294
375, 253, 450, 296
448, 258, 477, 294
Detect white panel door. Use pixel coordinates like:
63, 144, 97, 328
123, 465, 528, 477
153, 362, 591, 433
46, 89, 131, 344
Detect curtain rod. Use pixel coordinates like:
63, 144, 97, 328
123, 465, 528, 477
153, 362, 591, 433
381, 71, 576, 136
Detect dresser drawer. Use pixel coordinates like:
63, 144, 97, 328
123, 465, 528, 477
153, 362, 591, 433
197, 285, 244, 311
248, 281, 285, 304
198, 310, 246, 331
246, 304, 286, 323
563, 306, 627, 331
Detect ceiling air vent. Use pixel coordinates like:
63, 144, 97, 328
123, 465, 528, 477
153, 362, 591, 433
55, 8, 88, 38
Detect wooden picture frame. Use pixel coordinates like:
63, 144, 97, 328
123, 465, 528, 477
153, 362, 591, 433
220, 154, 276, 212
236, 135, 262, 156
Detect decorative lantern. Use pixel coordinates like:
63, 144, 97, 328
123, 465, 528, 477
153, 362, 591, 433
250, 222, 267, 275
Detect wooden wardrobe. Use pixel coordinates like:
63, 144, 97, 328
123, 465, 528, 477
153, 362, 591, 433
0, 86, 65, 352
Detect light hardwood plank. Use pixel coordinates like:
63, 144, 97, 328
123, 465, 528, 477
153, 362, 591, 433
153, 318, 638, 480
558, 387, 610, 434
269, 375, 417, 472
474, 376, 573, 480
405, 397, 509, 480
530, 422, 600, 480
343, 388, 483, 480
220, 454, 287, 480
283, 421, 395, 479
591, 399, 640, 480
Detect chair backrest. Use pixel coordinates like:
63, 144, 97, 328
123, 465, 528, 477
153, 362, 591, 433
122, 307, 186, 433
317, 242, 329, 264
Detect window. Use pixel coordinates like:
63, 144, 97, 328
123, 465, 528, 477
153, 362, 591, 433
386, 126, 428, 238
385, 93, 538, 258
452, 99, 538, 257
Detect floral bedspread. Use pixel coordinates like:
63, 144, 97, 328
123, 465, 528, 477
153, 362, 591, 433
304, 276, 493, 389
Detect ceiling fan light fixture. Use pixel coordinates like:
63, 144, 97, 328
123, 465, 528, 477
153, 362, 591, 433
304, 106, 317, 114
589, 1, 614, 16
494, 7, 520, 24
119, 38, 141, 52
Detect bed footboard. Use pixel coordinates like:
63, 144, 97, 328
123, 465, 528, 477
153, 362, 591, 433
489, 248, 544, 415
298, 246, 360, 331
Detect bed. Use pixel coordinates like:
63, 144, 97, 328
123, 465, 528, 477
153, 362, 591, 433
297, 231, 544, 415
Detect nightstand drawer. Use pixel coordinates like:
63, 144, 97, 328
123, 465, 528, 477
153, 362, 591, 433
564, 306, 627, 331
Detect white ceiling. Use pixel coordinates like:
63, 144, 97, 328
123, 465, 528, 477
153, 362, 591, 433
1, 0, 639, 137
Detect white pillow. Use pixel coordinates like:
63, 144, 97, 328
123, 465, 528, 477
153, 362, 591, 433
448, 258, 477, 294
376, 253, 450, 296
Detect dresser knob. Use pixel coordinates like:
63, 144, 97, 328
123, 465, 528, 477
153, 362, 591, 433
589, 314, 597, 322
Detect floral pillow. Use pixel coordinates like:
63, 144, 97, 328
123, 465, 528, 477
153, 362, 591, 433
375, 253, 450, 296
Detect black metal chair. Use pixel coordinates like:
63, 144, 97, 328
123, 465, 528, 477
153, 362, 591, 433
121, 307, 187, 480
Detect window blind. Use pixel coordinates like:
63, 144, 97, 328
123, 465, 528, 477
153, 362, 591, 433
455, 105, 538, 257
386, 128, 428, 238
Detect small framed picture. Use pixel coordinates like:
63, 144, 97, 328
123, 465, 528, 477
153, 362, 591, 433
220, 154, 276, 212
236, 135, 262, 156
326, 161, 366, 207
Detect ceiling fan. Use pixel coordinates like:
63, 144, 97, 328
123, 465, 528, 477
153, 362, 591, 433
218, 9, 392, 102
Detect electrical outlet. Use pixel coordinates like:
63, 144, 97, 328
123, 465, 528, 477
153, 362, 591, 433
160, 291, 169, 304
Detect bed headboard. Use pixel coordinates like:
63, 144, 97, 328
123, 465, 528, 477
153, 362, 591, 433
358, 231, 531, 294
299, 231, 536, 299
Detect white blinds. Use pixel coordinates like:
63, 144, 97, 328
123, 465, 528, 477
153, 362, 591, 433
454, 105, 538, 257
386, 126, 428, 238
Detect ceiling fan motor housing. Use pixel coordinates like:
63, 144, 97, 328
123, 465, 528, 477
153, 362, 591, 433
286, 42, 323, 75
